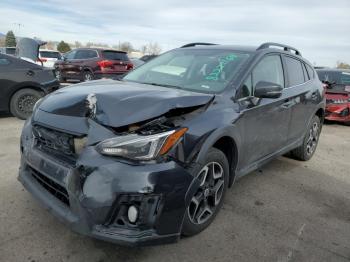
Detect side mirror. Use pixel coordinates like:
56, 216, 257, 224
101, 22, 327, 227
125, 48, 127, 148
254, 81, 282, 99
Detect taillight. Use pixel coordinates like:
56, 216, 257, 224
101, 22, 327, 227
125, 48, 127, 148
98, 60, 114, 68
127, 63, 134, 70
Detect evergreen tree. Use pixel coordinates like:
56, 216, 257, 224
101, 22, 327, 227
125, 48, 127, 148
57, 41, 71, 53
5, 31, 16, 47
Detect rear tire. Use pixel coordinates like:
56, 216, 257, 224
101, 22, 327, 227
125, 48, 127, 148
182, 148, 229, 236
10, 88, 43, 120
83, 70, 94, 81
290, 115, 321, 161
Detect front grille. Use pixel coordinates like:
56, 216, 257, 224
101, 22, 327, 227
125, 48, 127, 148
29, 166, 70, 206
32, 125, 76, 164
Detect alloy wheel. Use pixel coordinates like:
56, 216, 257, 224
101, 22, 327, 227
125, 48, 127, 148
17, 94, 38, 115
84, 72, 93, 81
306, 121, 319, 156
188, 162, 225, 225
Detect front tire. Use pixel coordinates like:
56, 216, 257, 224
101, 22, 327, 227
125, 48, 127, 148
55, 68, 65, 82
290, 115, 321, 161
10, 88, 43, 120
182, 148, 229, 236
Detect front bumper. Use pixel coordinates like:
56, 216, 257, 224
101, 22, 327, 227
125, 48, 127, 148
18, 120, 197, 246
325, 103, 350, 122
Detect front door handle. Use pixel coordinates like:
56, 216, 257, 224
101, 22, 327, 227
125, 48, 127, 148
281, 99, 294, 109
26, 70, 35, 76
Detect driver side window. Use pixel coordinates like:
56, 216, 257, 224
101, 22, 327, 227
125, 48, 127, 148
239, 55, 284, 98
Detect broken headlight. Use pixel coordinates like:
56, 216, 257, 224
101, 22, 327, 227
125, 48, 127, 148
96, 128, 187, 160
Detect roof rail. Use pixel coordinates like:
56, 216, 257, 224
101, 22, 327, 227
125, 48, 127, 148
257, 42, 302, 56
181, 42, 217, 48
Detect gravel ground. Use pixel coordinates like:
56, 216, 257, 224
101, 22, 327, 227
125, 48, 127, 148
0, 115, 349, 262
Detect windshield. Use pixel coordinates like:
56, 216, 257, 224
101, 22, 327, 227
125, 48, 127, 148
103, 51, 129, 61
123, 49, 251, 93
317, 70, 350, 93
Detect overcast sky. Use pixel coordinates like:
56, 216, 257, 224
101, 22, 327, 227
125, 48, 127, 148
0, 0, 349, 66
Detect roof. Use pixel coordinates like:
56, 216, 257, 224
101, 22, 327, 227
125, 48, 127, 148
73, 47, 126, 53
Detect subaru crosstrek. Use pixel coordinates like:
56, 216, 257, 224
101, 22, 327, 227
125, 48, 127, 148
19, 42, 325, 246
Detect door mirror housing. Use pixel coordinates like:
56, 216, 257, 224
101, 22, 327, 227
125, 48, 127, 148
254, 81, 283, 99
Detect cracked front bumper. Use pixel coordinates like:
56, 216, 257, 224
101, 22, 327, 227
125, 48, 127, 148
18, 120, 197, 246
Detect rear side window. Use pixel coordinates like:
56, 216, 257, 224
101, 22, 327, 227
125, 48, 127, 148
75, 50, 98, 59
285, 57, 305, 87
102, 51, 128, 61
305, 64, 314, 79
302, 63, 309, 81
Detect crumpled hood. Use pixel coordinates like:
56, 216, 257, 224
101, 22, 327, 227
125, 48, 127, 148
38, 80, 214, 127
17, 37, 46, 62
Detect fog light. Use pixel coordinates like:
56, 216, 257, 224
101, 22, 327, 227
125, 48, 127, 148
128, 205, 138, 223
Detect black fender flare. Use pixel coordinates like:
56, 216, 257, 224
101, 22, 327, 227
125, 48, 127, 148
193, 125, 242, 186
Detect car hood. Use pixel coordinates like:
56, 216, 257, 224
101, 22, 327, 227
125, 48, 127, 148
38, 80, 214, 128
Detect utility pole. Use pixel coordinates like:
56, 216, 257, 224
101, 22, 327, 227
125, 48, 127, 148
13, 23, 23, 36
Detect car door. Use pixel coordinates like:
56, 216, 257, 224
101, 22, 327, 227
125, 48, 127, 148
235, 54, 292, 168
282, 56, 316, 144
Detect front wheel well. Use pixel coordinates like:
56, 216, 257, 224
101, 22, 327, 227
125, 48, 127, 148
315, 108, 325, 123
212, 136, 238, 187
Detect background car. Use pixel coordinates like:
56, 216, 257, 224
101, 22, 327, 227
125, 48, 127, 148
54, 48, 133, 82
0, 47, 16, 56
0, 53, 60, 119
36, 49, 61, 68
316, 69, 350, 125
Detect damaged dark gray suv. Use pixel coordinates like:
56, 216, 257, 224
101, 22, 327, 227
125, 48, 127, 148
19, 42, 325, 246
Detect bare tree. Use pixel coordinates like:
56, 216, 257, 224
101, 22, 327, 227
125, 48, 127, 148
336, 61, 350, 69
119, 42, 133, 53
146, 42, 162, 55
74, 41, 83, 48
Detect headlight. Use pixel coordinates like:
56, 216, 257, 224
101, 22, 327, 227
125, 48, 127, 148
96, 128, 188, 160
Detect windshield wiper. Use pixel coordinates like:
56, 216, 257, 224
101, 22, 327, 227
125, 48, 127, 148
143, 82, 182, 89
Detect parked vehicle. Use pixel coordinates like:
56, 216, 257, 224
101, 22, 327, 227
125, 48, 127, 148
0, 47, 16, 56
317, 69, 350, 125
36, 49, 61, 68
54, 48, 133, 82
0, 53, 59, 119
19, 42, 325, 246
